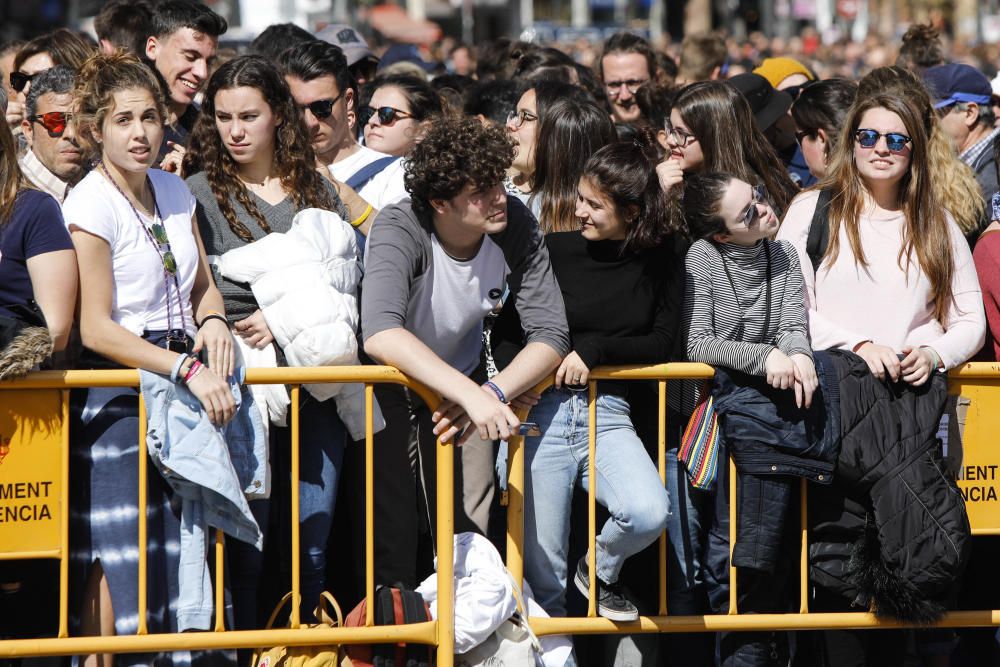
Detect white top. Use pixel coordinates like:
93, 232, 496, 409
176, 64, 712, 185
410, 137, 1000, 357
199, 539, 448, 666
328, 145, 409, 210
404, 234, 509, 376
776, 189, 986, 369
63, 169, 199, 337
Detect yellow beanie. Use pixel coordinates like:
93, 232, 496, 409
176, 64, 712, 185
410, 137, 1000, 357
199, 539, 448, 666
753, 57, 814, 88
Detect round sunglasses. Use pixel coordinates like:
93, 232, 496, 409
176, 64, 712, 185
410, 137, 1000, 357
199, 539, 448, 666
29, 111, 73, 138
854, 128, 911, 153
361, 106, 413, 126
737, 184, 770, 229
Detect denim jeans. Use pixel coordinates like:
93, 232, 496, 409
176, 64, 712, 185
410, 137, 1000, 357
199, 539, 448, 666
297, 394, 347, 619
523, 387, 670, 619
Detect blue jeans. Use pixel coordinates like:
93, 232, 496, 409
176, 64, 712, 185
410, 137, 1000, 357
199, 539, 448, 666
298, 395, 347, 619
523, 387, 670, 618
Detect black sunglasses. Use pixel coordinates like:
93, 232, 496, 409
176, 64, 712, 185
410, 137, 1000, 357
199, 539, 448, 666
29, 111, 73, 138
299, 92, 344, 120
855, 128, 911, 153
10, 71, 35, 93
738, 184, 770, 229
361, 106, 413, 126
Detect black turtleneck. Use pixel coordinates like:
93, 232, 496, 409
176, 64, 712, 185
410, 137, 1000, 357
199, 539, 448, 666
493, 230, 684, 370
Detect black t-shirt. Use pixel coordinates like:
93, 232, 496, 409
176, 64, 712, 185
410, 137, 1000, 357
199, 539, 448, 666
0, 189, 73, 321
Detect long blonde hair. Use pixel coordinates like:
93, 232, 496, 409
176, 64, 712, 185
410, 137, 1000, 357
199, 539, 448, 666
820, 68, 954, 324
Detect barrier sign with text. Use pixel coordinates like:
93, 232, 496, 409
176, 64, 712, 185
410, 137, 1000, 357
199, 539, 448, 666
949, 381, 1000, 534
0, 390, 65, 554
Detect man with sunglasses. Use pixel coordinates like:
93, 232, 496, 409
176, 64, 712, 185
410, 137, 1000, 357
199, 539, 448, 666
596, 32, 657, 125
18, 66, 85, 204
279, 40, 407, 225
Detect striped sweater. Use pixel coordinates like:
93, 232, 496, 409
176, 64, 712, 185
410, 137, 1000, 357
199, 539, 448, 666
683, 238, 811, 375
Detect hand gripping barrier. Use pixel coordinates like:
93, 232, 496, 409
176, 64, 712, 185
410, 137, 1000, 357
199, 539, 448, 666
0, 366, 455, 663
505, 363, 1000, 637
2, 362, 1000, 661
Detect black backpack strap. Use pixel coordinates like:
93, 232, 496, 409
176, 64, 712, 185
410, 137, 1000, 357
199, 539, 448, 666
806, 188, 833, 272
345, 156, 399, 191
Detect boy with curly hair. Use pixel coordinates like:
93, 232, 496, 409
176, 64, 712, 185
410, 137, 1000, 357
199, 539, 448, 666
360, 115, 568, 568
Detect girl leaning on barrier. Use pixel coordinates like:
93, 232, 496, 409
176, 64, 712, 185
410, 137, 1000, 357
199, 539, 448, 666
492, 132, 684, 635
181, 55, 355, 627
776, 66, 986, 666
65, 51, 237, 667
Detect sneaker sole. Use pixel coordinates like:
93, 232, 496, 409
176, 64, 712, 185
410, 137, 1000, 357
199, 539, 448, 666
573, 568, 639, 623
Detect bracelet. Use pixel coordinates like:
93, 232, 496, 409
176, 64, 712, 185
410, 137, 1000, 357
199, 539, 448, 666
350, 203, 373, 228
484, 380, 506, 403
198, 313, 229, 328
183, 360, 203, 385
170, 353, 191, 383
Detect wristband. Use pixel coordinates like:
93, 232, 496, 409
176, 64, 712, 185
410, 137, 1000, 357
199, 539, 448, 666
350, 204, 373, 228
198, 313, 229, 329
170, 353, 191, 383
484, 380, 506, 403
183, 360, 203, 385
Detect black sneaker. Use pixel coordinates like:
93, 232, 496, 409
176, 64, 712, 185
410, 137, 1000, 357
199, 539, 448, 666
573, 556, 639, 622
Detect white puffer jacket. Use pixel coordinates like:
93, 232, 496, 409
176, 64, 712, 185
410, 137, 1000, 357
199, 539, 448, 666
217, 208, 383, 440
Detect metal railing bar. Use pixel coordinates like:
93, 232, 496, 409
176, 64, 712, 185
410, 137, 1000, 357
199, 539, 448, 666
137, 396, 148, 636
586, 382, 597, 617
657, 380, 668, 617
289, 385, 301, 629
364, 383, 374, 628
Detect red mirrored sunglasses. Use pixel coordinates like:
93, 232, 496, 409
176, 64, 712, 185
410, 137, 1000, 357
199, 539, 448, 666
29, 111, 72, 137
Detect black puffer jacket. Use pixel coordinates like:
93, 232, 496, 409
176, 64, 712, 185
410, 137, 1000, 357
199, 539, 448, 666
809, 350, 970, 623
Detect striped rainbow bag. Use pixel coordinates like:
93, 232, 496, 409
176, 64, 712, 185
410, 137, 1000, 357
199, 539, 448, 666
677, 384, 720, 490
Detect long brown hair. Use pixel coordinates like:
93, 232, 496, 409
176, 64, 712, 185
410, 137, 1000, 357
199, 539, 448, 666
0, 121, 23, 225
183, 55, 335, 243
672, 81, 799, 216
820, 69, 954, 323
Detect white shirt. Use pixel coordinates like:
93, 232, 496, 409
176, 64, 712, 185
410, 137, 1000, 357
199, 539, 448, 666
63, 169, 199, 337
329, 145, 409, 211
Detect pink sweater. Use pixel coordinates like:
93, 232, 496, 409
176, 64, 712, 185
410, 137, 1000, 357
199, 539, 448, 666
776, 190, 985, 370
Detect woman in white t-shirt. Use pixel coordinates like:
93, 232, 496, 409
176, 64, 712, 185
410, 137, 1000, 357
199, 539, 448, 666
65, 52, 237, 667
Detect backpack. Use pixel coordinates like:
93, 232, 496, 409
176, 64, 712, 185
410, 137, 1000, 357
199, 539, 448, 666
805, 188, 834, 272
344, 585, 433, 667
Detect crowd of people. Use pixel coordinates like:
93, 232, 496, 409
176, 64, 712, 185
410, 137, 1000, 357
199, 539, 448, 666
2, 2, 1000, 666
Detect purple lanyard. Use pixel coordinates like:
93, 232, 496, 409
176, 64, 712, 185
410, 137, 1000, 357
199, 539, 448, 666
99, 163, 188, 337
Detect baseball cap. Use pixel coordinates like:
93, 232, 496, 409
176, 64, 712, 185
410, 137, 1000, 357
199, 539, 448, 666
314, 24, 378, 67
728, 73, 793, 132
923, 63, 992, 109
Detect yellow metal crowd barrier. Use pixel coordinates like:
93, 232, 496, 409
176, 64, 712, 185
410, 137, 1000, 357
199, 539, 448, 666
1, 362, 1000, 662
0, 366, 455, 663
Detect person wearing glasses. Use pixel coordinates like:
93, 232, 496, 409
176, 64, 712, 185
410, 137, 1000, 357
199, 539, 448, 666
596, 32, 656, 125
64, 51, 236, 666
681, 172, 815, 666
183, 55, 360, 627
504, 80, 592, 211
361, 74, 441, 158
776, 70, 985, 666
18, 66, 86, 204
7, 29, 94, 133
279, 40, 408, 223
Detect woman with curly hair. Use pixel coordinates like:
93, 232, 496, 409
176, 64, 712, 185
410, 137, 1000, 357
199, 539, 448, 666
182, 54, 351, 623
66, 50, 236, 667
490, 132, 684, 631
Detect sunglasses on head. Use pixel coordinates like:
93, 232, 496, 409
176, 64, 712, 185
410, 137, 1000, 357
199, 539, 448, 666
738, 184, 769, 229
361, 105, 413, 126
854, 128, 911, 153
29, 111, 72, 138
9, 71, 35, 93
300, 91, 344, 120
